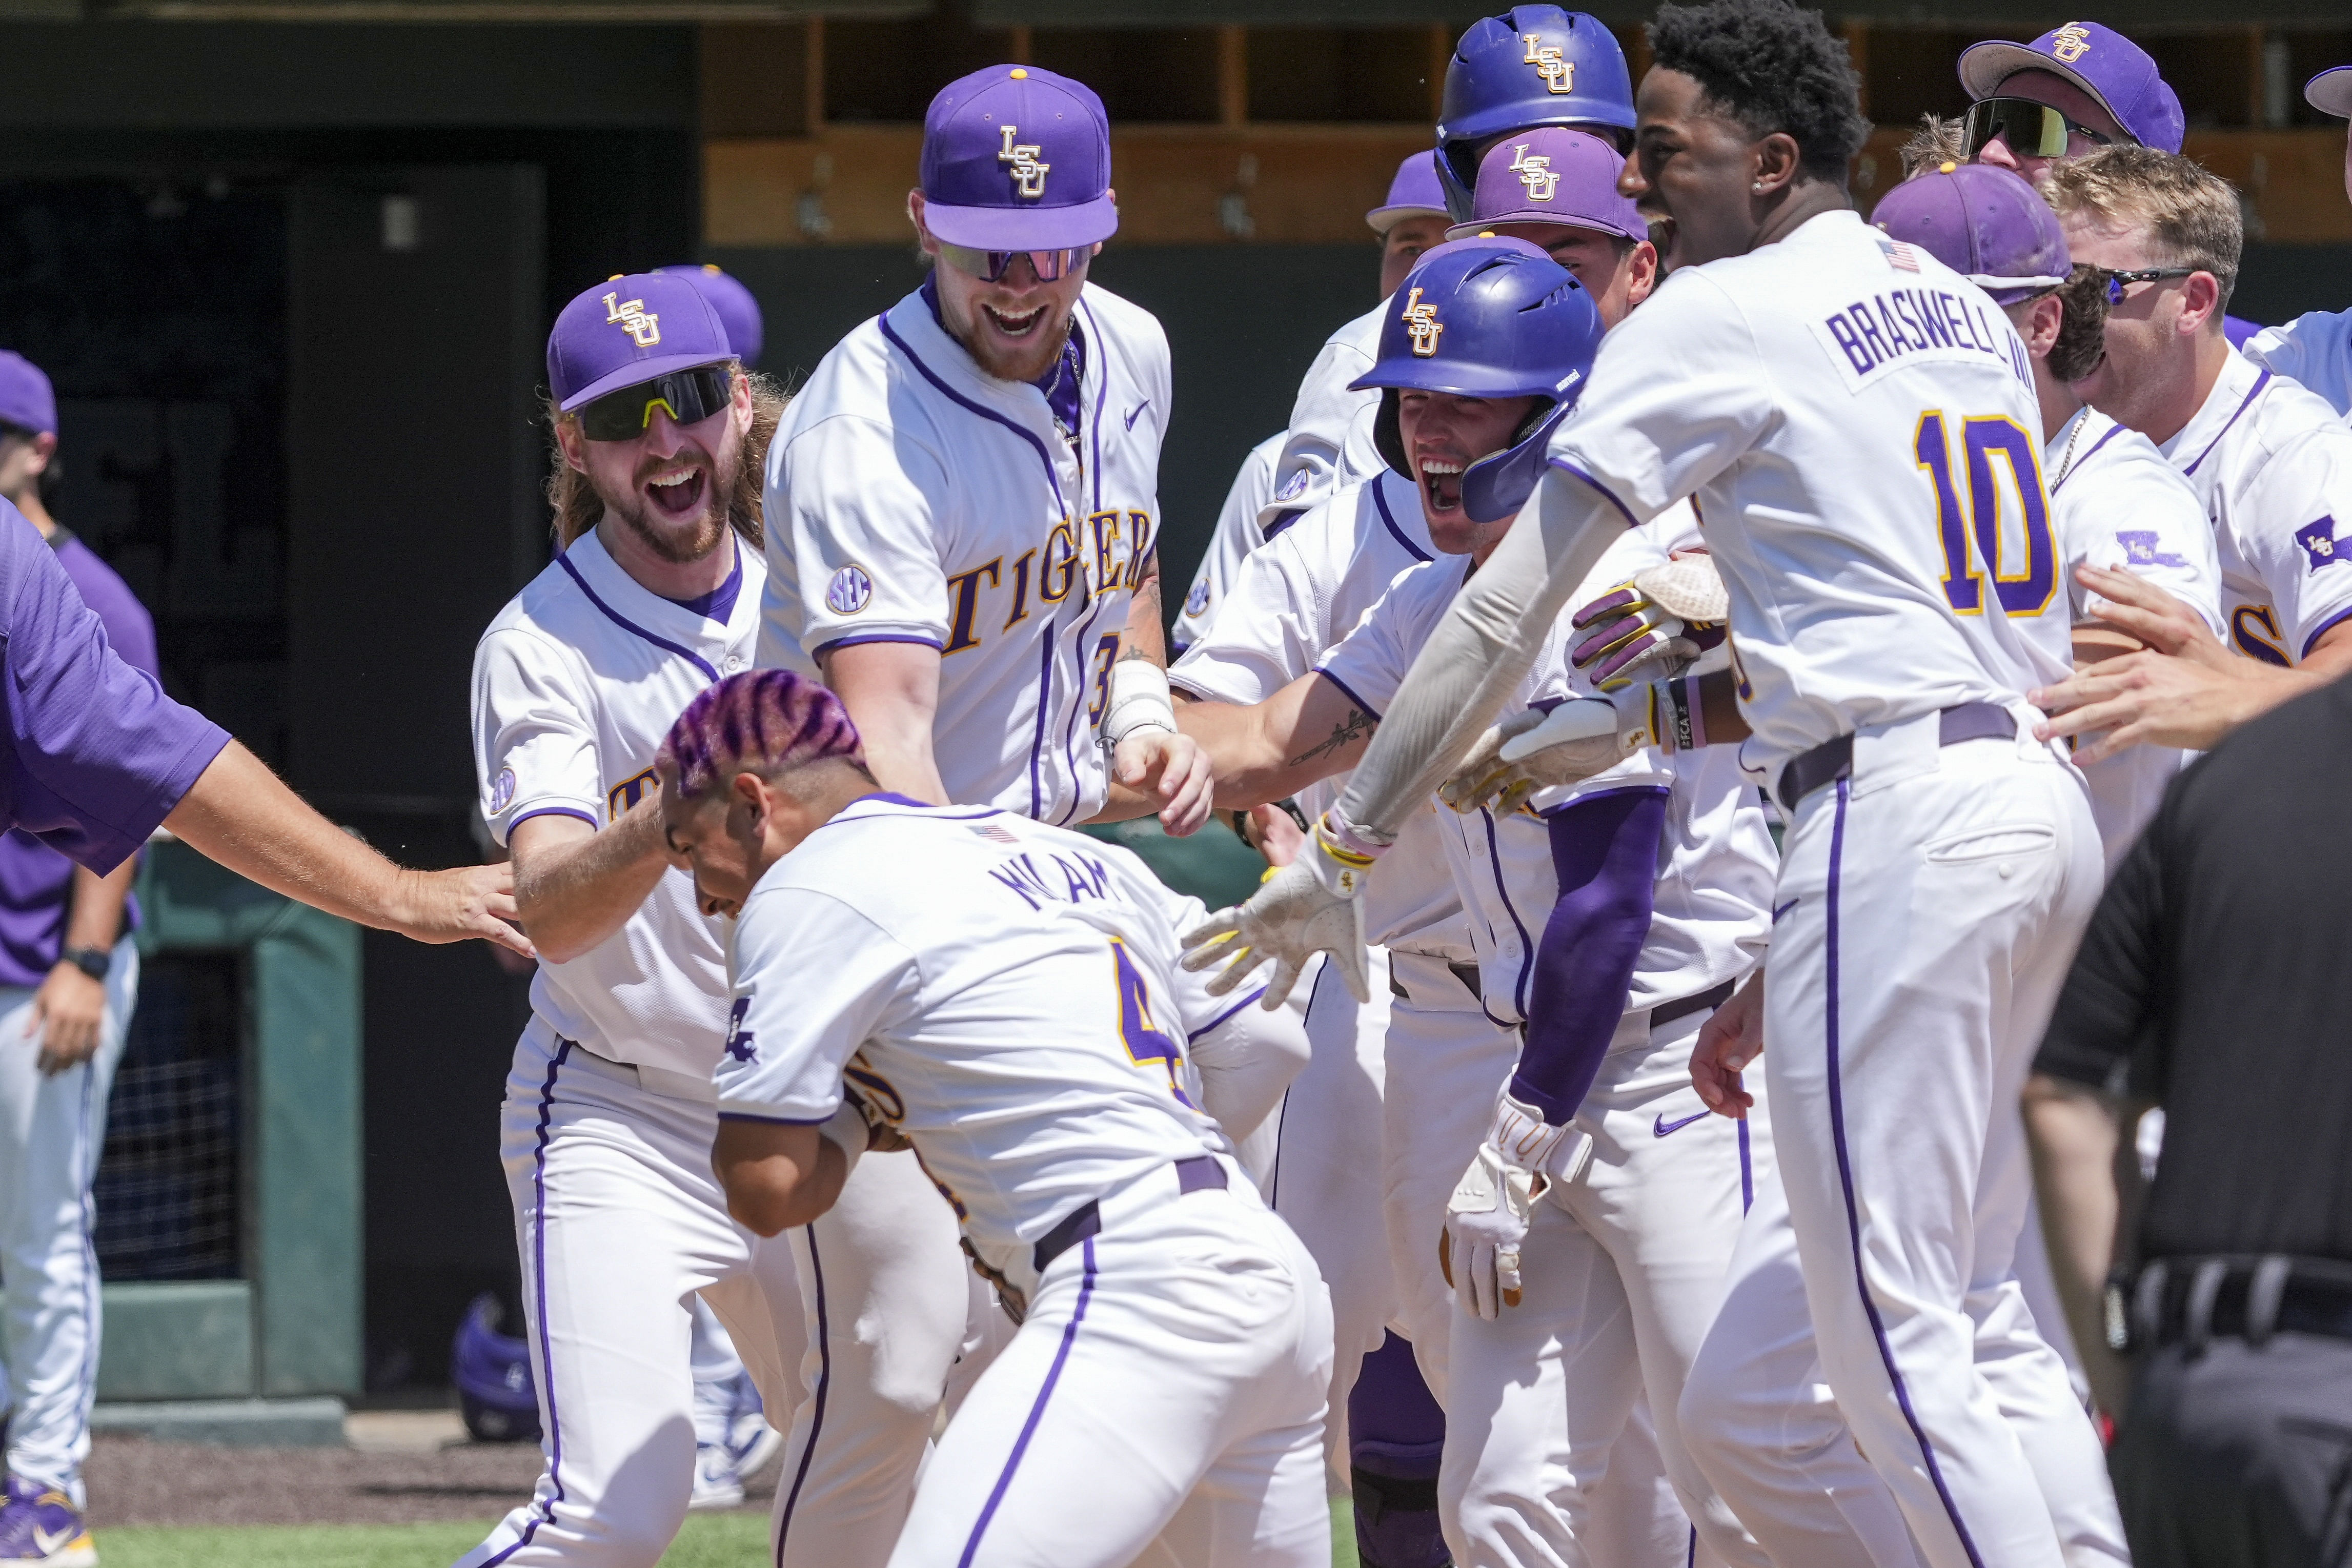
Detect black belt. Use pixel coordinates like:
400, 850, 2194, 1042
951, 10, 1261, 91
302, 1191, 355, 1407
1032, 1154, 1228, 1276
1775, 702, 2018, 813
1652, 978, 1737, 1029
1389, 959, 1483, 1002
2127, 1255, 2352, 1352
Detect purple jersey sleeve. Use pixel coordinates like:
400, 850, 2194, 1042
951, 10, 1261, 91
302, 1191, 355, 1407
1511, 786, 1668, 1125
0, 504, 229, 875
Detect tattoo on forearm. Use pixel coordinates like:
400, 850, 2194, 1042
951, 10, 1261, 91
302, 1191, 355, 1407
1287, 708, 1375, 768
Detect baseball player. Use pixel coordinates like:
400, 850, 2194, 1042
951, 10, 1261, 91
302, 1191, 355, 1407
1263, 8, 1637, 533
759, 65, 1308, 1565
2242, 66, 2352, 417
653, 261, 789, 1513
1174, 154, 1449, 654
2033, 146, 2352, 761
0, 355, 150, 1564
1185, 2, 2125, 1562
650, 670, 1331, 1568
461, 271, 802, 1568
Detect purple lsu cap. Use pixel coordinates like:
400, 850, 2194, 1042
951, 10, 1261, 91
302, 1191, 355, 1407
1873, 162, 2069, 307
547, 272, 735, 413
1958, 22, 2184, 155
0, 353, 57, 436
920, 66, 1117, 251
657, 264, 763, 365
1367, 152, 1448, 235
2308, 66, 2352, 120
1445, 128, 1644, 243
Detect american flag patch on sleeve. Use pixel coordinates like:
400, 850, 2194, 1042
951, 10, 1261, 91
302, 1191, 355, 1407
969, 823, 1021, 844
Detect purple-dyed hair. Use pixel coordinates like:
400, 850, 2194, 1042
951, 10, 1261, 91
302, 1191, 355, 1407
657, 669, 867, 799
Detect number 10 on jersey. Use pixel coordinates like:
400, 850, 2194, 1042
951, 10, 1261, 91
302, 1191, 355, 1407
1914, 412, 2057, 618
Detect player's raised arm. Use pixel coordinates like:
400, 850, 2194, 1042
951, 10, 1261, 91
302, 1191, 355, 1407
1179, 671, 1378, 809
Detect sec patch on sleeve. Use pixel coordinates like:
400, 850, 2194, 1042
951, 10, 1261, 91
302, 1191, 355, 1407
826, 563, 876, 615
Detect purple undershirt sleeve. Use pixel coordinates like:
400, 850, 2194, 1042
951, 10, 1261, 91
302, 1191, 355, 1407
1511, 787, 1668, 1125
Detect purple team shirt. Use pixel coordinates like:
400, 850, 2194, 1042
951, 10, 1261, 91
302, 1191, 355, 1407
0, 502, 228, 986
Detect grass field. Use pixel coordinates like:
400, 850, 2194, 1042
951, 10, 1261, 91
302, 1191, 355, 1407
92, 1499, 1364, 1566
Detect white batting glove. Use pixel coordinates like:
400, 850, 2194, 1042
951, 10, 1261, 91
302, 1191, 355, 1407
1439, 692, 1664, 817
1441, 1094, 1579, 1319
1180, 810, 1376, 1009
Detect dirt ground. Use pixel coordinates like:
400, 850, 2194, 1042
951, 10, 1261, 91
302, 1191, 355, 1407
84, 1411, 779, 1529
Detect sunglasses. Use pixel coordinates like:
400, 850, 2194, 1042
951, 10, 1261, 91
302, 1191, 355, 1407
937, 242, 1092, 284
575, 365, 734, 442
2098, 267, 2197, 306
1962, 97, 2119, 160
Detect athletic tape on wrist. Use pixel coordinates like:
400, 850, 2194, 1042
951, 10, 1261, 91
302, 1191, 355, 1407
1102, 659, 1178, 747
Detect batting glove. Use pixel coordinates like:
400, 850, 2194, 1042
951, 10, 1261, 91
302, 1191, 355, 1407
1180, 809, 1377, 1009
1441, 1093, 1586, 1319
1440, 690, 1666, 817
1570, 557, 1730, 692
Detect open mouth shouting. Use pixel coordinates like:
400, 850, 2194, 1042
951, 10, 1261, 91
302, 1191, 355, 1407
641, 461, 711, 519
1416, 454, 1469, 516
982, 301, 1049, 339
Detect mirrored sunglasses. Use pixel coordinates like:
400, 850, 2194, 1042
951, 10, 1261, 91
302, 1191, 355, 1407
1962, 97, 2119, 160
937, 242, 1092, 284
576, 365, 734, 443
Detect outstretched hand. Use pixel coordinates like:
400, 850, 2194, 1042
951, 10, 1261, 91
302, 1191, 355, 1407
1179, 847, 1369, 1010
399, 862, 536, 959
2032, 566, 2265, 763
1115, 728, 1214, 838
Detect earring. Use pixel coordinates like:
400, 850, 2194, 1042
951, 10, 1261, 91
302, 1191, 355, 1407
1753, 181, 1766, 192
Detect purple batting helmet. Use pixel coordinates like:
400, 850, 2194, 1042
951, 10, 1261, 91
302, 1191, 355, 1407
548, 272, 734, 413
920, 66, 1117, 252
657, 264, 764, 366
1367, 152, 1449, 235
1871, 162, 2069, 306
658, 669, 866, 800
1447, 126, 1645, 242
452, 1294, 539, 1444
1350, 237, 1603, 488
1436, 8, 1636, 222
1958, 22, 2184, 154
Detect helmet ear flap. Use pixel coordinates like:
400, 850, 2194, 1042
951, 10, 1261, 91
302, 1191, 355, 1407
1374, 386, 1413, 481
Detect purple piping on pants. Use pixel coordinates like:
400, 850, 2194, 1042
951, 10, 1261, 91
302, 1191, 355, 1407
1370, 479, 1434, 564
481, 1038, 575, 1566
1737, 1117, 1753, 1214
555, 552, 719, 682
1477, 809, 1538, 1019
1822, 779, 1986, 1568
958, 1236, 1099, 1567
774, 1226, 832, 1566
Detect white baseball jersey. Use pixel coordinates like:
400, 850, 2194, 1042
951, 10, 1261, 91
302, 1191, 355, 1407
1169, 469, 1468, 955
2245, 308, 2352, 419
1262, 300, 1385, 532
2044, 404, 2222, 866
2156, 350, 2352, 668
713, 795, 1230, 1279
1174, 432, 1284, 653
1546, 211, 2071, 788
471, 528, 763, 1077
1320, 526, 1775, 1022
762, 281, 1170, 825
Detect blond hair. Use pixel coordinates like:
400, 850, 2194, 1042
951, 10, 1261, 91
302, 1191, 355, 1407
2043, 145, 2242, 324
544, 366, 787, 549
1896, 114, 1970, 182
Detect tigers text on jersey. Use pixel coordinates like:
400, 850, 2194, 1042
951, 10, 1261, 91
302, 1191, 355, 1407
2245, 309, 2352, 419
761, 282, 1170, 825
2157, 350, 2352, 669
1546, 211, 2072, 790
472, 530, 765, 1078
1318, 525, 1775, 1021
1173, 432, 1284, 653
1261, 300, 1385, 533
2046, 404, 2222, 866
714, 796, 1230, 1282
1169, 470, 1467, 955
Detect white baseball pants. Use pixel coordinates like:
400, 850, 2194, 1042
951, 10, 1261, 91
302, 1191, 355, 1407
888, 1160, 1333, 1568
1739, 719, 2122, 1568
459, 1024, 801, 1568
1438, 1006, 1770, 1568
0, 936, 137, 1508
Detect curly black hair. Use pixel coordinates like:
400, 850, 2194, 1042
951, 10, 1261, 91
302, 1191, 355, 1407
1647, 0, 1872, 181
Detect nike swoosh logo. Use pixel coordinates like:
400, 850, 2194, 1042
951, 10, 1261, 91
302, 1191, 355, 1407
1124, 400, 1150, 431
1654, 1110, 1709, 1138
1772, 898, 1799, 923
31, 1524, 77, 1555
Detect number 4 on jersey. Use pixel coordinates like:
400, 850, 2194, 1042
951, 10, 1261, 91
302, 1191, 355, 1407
1914, 412, 2057, 618
1109, 938, 1197, 1109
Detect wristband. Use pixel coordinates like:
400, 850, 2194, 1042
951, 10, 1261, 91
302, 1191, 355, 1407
1101, 659, 1178, 747
61, 946, 111, 984
1317, 806, 1392, 864
1680, 676, 1706, 751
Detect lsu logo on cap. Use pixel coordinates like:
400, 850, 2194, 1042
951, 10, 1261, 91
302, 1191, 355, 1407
827, 562, 876, 615
602, 291, 660, 348
2296, 515, 2344, 574
1510, 144, 1558, 202
998, 126, 1051, 199
1401, 286, 1444, 357
1520, 33, 1575, 95
2048, 22, 2092, 64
